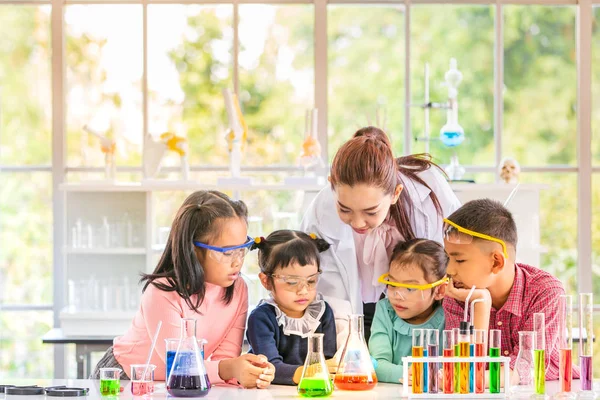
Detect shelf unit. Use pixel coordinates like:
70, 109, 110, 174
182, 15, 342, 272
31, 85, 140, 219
59, 180, 545, 336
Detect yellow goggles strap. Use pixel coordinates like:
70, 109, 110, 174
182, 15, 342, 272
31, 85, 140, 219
377, 274, 449, 290
443, 218, 509, 259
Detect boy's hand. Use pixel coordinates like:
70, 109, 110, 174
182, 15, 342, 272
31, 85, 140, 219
325, 358, 339, 375
445, 279, 491, 304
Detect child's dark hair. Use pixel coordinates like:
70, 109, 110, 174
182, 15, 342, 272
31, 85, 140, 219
141, 190, 248, 312
390, 239, 448, 281
250, 230, 330, 278
446, 199, 518, 248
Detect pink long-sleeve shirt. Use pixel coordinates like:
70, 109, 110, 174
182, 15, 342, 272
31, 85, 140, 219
113, 278, 248, 383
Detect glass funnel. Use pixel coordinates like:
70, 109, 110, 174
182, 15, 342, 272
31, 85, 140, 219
334, 314, 377, 391
166, 318, 211, 398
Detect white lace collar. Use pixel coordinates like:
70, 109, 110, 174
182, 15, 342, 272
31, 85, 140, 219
260, 294, 326, 338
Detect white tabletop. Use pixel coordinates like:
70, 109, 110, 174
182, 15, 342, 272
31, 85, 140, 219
0, 378, 572, 400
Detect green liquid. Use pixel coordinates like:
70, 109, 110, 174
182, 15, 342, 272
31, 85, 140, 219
298, 378, 333, 398
534, 349, 546, 394
100, 379, 120, 396
489, 347, 500, 394
454, 344, 460, 392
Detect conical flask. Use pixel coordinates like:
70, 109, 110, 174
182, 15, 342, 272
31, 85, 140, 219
297, 333, 333, 398
511, 331, 535, 398
167, 318, 211, 398
334, 314, 377, 391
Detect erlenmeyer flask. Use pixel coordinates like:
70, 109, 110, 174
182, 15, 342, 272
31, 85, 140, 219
167, 318, 211, 398
511, 331, 535, 398
334, 314, 377, 391
297, 333, 333, 398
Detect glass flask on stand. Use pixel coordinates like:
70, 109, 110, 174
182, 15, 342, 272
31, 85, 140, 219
167, 318, 211, 398
334, 314, 378, 391
511, 331, 535, 398
297, 333, 333, 398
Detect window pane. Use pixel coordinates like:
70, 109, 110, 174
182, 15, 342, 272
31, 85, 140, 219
148, 5, 233, 167
0, 173, 52, 305
411, 5, 494, 167
503, 6, 576, 166
66, 5, 143, 167
0, 311, 53, 378
328, 5, 405, 160
592, 8, 600, 165
0, 6, 51, 165
519, 173, 577, 295
239, 5, 314, 166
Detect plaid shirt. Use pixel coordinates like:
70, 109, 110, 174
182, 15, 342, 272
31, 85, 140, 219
443, 263, 571, 380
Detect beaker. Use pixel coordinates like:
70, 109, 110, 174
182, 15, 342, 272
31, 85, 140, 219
297, 333, 333, 398
167, 318, 211, 398
165, 338, 207, 382
334, 314, 377, 391
99, 367, 121, 396
512, 331, 535, 397
130, 364, 156, 396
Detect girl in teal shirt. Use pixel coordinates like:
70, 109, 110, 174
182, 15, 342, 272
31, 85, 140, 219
368, 239, 448, 383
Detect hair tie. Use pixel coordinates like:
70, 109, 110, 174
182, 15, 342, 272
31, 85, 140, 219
254, 236, 265, 244
309, 233, 317, 240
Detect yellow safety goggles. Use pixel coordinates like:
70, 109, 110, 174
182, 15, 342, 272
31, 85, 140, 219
443, 218, 508, 258
378, 273, 448, 300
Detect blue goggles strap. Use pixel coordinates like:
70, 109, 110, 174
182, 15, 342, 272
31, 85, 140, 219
194, 236, 254, 253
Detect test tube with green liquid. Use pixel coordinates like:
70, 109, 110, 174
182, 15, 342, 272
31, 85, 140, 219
533, 313, 546, 395
489, 329, 501, 394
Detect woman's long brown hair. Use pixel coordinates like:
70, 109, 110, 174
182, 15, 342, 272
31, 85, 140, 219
329, 126, 443, 240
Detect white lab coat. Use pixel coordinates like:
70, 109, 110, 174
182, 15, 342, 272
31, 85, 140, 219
300, 167, 461, 346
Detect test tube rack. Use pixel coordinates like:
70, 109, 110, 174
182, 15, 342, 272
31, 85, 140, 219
401, 355, 511, 398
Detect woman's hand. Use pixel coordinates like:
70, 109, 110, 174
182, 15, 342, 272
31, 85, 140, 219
220, 354, 275, 389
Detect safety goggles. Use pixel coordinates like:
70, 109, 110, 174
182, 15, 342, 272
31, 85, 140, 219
268, 271, 322, 292
194, 236, 254, 264
378, 273, 448, 300
442, 218, 508, 258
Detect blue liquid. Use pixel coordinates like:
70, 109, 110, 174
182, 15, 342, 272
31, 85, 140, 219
167, 374, 210, 397
167, 350, 205, 381
469, 343, 474, 393
423, 348, 428, 393
440, 131, 465, 147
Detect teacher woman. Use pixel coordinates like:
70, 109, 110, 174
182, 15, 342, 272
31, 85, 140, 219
300, 126, 461, 342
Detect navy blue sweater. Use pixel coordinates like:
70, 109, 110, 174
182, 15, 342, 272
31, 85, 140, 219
246, 301, 337, 385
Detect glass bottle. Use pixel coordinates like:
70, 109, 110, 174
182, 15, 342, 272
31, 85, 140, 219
167, 318, 211, 398
511, 331, 535, 397
334, 314, 377, 391
297, 333, 333, 398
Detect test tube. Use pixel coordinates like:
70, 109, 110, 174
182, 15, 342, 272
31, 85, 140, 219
452, 327, 460, 393
442, 330, 454, 394
579, 293, 593, 391
489, 329, 501, 394
469, 325, 474, 393
458, 322, 470, 394
558, 295, 573, 393
426, 329, 439, 393
474, 329, 486, 394
533, 313, 546, 395
412, 329, 425, 394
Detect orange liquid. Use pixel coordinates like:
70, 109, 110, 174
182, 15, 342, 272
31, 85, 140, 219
333, 374, 378, 391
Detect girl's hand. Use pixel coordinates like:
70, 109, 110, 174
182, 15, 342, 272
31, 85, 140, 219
398, 368, 413, 385
222, 354, 275, 388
